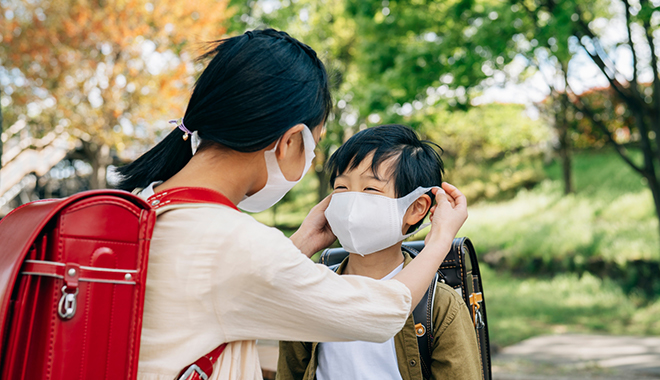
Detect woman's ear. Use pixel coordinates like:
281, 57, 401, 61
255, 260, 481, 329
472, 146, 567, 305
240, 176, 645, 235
275, 124, 305, 160
275, 124, 308, 181
403, 194, 432, 231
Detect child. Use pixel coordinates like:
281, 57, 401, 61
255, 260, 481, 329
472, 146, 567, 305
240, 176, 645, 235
276, 124, 482, 380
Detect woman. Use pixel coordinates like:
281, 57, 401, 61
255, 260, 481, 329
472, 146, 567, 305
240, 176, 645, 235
117, 29, 467, 380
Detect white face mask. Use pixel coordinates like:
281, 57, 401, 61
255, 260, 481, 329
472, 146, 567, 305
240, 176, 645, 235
324, 186, 435, 256
238, 126, 316, 213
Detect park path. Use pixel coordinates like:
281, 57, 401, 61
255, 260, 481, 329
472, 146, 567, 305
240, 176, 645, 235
493, 334, 660, 379
257, 334, 660, 379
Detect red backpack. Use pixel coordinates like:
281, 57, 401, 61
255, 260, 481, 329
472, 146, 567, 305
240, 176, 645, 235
0, 188, 230, 380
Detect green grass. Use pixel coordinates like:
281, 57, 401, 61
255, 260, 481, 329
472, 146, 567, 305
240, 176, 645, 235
456, 148, 660, 266
483, 264, 660, 347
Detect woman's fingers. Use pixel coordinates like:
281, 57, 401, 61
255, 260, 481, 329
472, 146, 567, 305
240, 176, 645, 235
292, 194, 337, 257
431, 187, 447, 203
442, 182, 466, 211
313, 193, 332, 212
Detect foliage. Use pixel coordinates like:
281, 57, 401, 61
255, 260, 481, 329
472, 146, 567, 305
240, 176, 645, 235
343, 0, 519, 114
1, 0, 229, 187
483, 264, 660, 348
414, 103, 551, 202
451, 148, 660, 294
498, 0, 660, 239
570, 86, 638, 148
344, 0, 660, 242
229, 0, 557, 201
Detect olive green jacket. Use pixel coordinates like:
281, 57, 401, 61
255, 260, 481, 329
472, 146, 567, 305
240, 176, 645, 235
276, 252, 482, 380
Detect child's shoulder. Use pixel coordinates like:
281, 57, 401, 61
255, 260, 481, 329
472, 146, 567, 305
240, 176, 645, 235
430, 282, 469, 328
433, 282, 466, 307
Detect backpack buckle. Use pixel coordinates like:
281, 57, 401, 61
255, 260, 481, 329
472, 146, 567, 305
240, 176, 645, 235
57, 285, 78, 320
469, 292, 484, 329
176, 364, 209, 380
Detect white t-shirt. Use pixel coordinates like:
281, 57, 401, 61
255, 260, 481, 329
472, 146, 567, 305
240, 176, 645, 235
316, 262, 405, 380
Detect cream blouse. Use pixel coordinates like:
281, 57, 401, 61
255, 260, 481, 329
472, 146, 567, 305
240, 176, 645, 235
136, 201, 412, 380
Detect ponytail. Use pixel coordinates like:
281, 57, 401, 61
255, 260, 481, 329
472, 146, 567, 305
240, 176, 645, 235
116, 128, 192, 191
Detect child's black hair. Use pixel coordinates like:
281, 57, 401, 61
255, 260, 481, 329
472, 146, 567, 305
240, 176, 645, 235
116, 29, 331, 191
326, 124, 444, 232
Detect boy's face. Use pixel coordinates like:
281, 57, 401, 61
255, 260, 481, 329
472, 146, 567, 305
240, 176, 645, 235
330, 151, 432, 236
331, 153, 397, 198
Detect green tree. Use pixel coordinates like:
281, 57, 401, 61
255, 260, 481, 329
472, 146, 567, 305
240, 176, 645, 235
412, 102, 550, 202
345, 0, 660, 241
507, 0, 660, 240
229, 0, 523, 199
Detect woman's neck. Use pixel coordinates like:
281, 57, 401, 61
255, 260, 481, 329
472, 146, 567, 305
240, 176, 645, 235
153, 146, 267, 206
344, 243, 404, 279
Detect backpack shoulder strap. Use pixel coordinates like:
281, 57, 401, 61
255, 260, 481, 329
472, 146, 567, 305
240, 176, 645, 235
146, 187, 237, 380
146, 187, 239, 213
402, 245, 435, 380
175, 343, 227, 380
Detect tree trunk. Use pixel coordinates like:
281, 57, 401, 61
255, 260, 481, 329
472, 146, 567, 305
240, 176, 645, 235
646, 172, 660, 241
315, 146, 331, 202
557, 95, 573, 194
556, 120, 573, 195
316, 166, 330, 202
559, 138, 573, 195
87, 142, 111, 189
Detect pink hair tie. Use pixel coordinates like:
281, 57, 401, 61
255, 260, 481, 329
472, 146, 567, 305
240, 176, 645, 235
169, 119, 192, 141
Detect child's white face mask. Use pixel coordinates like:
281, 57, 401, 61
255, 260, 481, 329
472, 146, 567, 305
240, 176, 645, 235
324, 186, 435, 256
238, 126, 316, 213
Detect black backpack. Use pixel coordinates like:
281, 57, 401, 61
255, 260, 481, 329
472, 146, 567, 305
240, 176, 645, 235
319, 237, 492, 380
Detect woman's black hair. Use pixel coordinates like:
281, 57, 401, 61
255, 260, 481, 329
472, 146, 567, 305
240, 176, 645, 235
116, 29, 332, 191
326, 124, 444, 232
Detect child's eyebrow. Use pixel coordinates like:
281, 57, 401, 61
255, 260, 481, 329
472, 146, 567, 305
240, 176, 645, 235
362, 171, 388, 182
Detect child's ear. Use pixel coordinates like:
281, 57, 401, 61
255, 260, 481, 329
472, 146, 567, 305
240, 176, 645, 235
402, 194, 433, 230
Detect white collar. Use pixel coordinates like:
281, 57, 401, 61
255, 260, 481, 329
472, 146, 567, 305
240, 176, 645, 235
138, 181, 163, 200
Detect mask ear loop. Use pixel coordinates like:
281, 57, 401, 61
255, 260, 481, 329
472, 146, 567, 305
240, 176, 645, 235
400, 186, 440, 238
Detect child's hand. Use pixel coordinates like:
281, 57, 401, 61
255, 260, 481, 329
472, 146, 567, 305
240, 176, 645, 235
291, 195, 337, 258
425, 182, 468, 247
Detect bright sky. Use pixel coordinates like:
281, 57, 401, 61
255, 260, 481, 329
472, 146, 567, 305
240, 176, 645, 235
475, 0, 643, 107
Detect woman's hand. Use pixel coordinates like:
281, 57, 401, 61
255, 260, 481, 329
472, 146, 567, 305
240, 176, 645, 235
425, 182, 468, 247
393, 182, 467, 310
291, 195, 336, 258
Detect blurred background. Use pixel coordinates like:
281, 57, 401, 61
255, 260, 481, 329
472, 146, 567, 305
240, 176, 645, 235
1, 0, 659, 377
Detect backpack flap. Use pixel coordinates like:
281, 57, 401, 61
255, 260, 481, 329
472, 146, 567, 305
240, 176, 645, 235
0, 190, 156, 380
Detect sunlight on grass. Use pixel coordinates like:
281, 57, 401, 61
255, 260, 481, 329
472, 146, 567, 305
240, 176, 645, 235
456, 149, 659, 265
482, 265, 660, 347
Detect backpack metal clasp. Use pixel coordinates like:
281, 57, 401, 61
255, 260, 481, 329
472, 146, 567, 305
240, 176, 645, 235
58, 285, 78, 320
